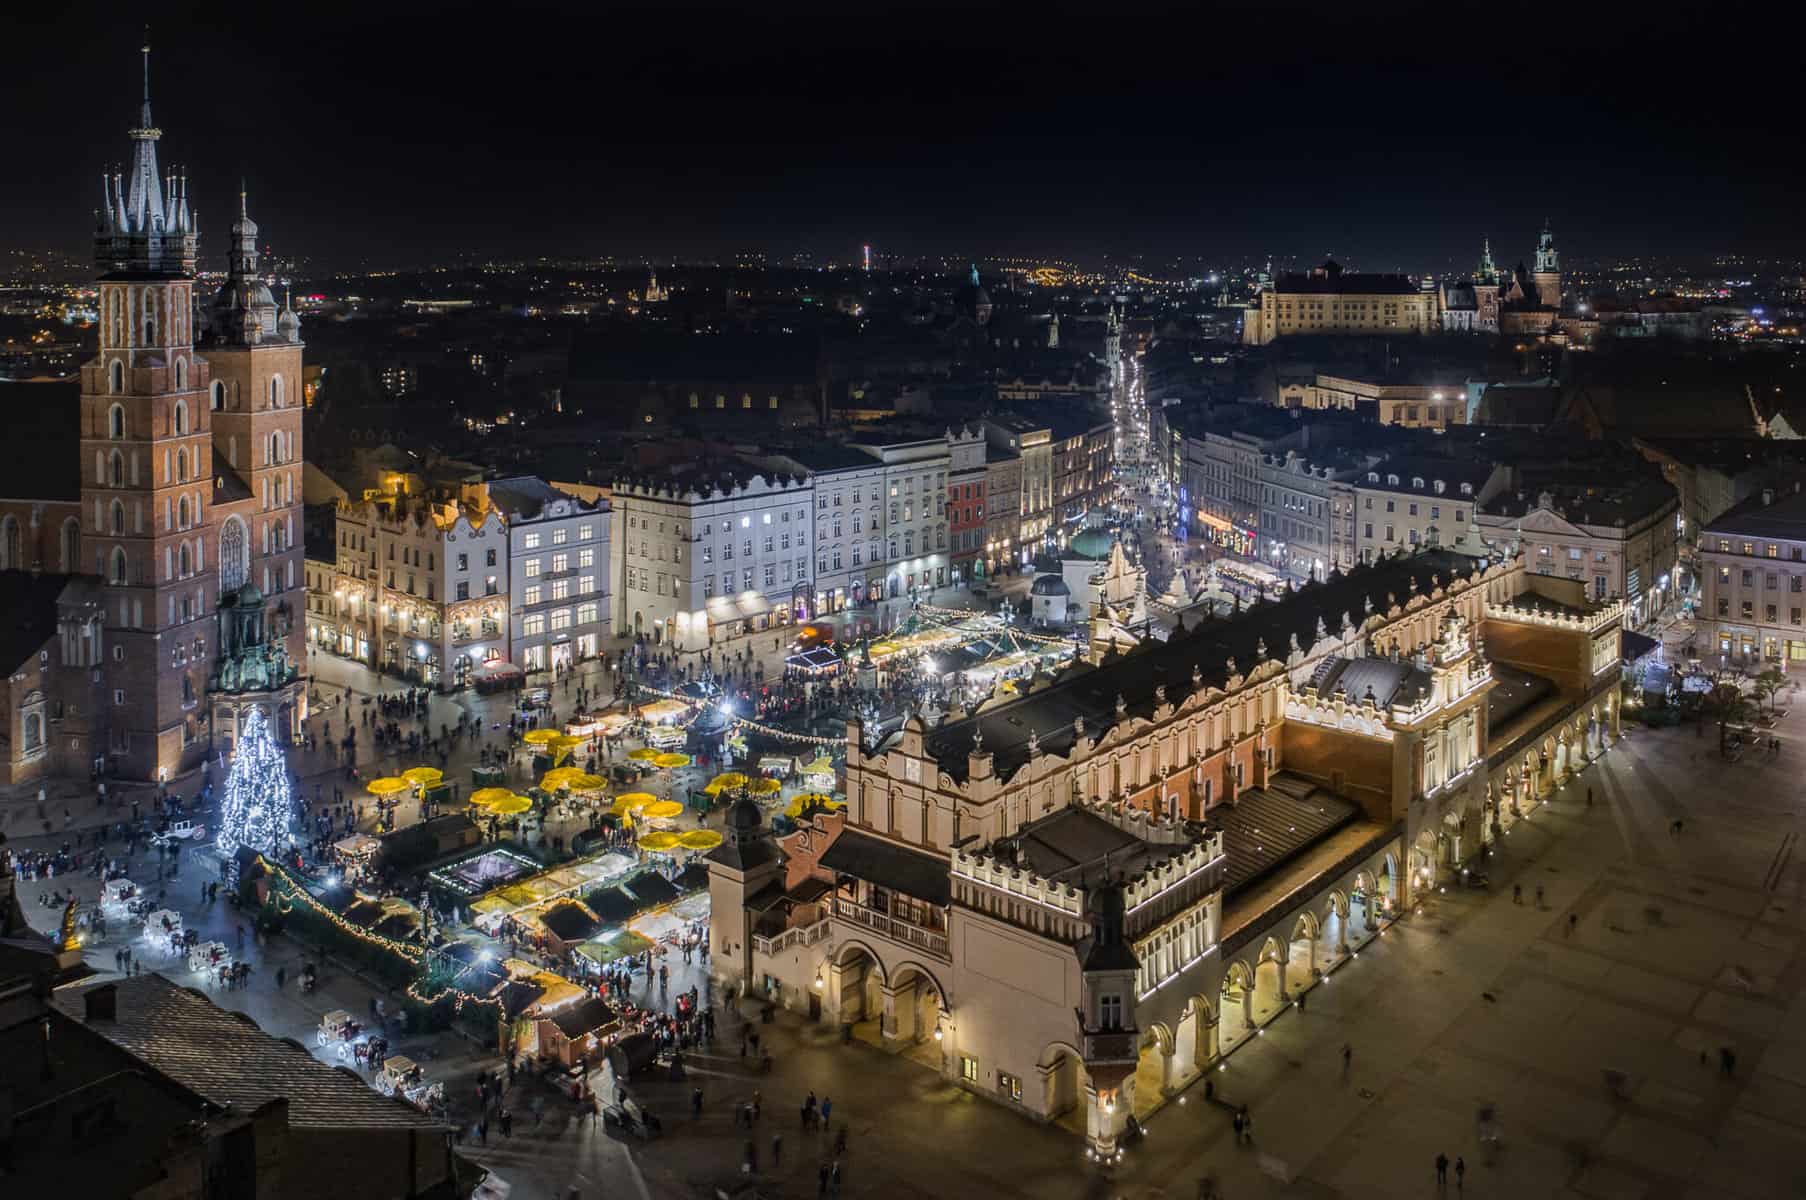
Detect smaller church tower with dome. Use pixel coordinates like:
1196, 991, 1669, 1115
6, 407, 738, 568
202, 183, 308, 745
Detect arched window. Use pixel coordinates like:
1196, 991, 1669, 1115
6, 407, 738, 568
108, 450, 124, 488
218, 515, 247, 595
23, 713, 42, 752
210, 380, 225, 410
174, 399, 188, 435
60, 517, 80, 572
108, 403, 125, 439
175, 358, 187, 389
109, 547, 128, 585
110, 500, 125, 535
176, 448, 189, 483
143, 315, 155, 346
109, 360, 123, 394
178, 495, 191, 528
179, 543, 192, 577
270, 375, 284, 408
0, 516, 18, 571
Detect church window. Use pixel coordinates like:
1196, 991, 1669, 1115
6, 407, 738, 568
175, 358, 187, 390
110, 500, 125, 535
176, 448, 189, 483
179, 543, 192, 577
108, 404, 125, 439
210, 380, 224, 410
270, 375, 285, 408
174, 399, 188, 435
109, 547, 128, 585
108, 451, 125, 488
219, 517, 247, 595
144, 315, 156, 346
178, 495, 191, 528
109, 360, 124, 393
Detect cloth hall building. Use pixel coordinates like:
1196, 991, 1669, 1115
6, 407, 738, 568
708, 548, 1623, 1154
0, 48, 304, 785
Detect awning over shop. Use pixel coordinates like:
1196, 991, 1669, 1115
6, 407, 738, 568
705, 596, 739, 622
472, 660, 524, 679
736, 593, 774, 618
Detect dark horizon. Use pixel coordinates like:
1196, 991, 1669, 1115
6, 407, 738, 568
3, 1, 1799, 273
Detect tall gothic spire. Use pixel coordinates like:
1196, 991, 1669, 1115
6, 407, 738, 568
97, 34, 195, 273
125, 32, 165, 236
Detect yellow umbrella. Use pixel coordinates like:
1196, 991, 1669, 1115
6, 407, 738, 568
487, 794, 533, 816
784, 793, 842, 819
550, 734, 585, 764
522, 728, 561, 746
540, 767, 584, 791
566, 773, 607, 792
644, 800, 684, 819
614, 792, 657, 812
637, 831, 681, 852
653, 752, 691, 769
680, 829, 723, 851
470, 786, 516, 807
366, 777, 410, 797
627, 747, 660, 762
708, 772, 749, 792
402, 766, 443, 787
748, 777, 781, 796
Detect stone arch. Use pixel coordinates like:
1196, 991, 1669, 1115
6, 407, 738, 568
1220, 958, 1258, 1045
1038, 1041, 1088, 1121
889, 958, 950, 1045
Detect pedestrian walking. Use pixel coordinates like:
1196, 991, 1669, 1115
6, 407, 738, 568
772, 1133, 783, 1166
1435, 1152, 1449, 1187
1455, 1156, 1466, 1190
820, 1096, 832, 1127
1586, 787, 1593, 808
1567, 913, 1578, 937
1513, 883, 1522, 905
692, 1087, 704, 1118
1535, 884, 1545, 909
1232, 1110, 1243, 1143
830, 1160, 842, 1197
818, 1162, 830, 1197
1341, 1042, 1352, 1078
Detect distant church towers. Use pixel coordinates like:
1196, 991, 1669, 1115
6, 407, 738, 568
1532, 221, 1561, 309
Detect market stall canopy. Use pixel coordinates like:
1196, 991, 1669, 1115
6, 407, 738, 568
643, 800, 684, 819
626, 747, 660, 762
522, 728, 562, 747
550, 734, 585, 763
470, 787, 517, 808
786, 646, 843, 674
802, 755, 835, 779
707, 772, 749, 793
540, 767, 585, 791
613, 793, 657, 813
366, 777, 411, 797
784, 793, 843, 820
679, 829, 723, 850
638, 699, 689, 723
637, 831, 681, 852
402, 766, 443, 787
652, 752, 691, 768
487, 794, 532, 816
566, 773, 607, 792
334, 833, 383, 859
748, 777, 781, 796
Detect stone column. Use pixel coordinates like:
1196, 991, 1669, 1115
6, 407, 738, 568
882, 979, 918, 1044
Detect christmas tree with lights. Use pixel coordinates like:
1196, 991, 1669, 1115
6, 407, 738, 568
216, 706, 295, 884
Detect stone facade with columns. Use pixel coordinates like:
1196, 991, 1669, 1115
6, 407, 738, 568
707, 548, 1623, 1154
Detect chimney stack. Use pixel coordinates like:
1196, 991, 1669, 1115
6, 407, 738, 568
84, 983, 118, 1023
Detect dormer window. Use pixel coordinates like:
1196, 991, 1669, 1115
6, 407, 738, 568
1460, 482, 1474, 496
1367, 472, 1379, 482
1099, 994, 1123, 1030
1387, 474, 1399, 486
1412, 477, 1424, 489
1433, 480, 1446, 495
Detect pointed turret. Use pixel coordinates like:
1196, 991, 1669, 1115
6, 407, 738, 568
210, 183, 280, 345
95, 37, 195, 275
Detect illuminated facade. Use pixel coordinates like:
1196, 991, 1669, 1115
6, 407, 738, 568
1242, 260, 1440, 345
710, 551, 1623, 1154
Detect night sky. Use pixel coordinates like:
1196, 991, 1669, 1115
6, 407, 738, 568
2, 1, 1796, 271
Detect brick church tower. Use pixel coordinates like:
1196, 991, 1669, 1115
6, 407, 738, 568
76, 41, 307, 780
202, 183, 308, 723
83, 40, 216, 780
